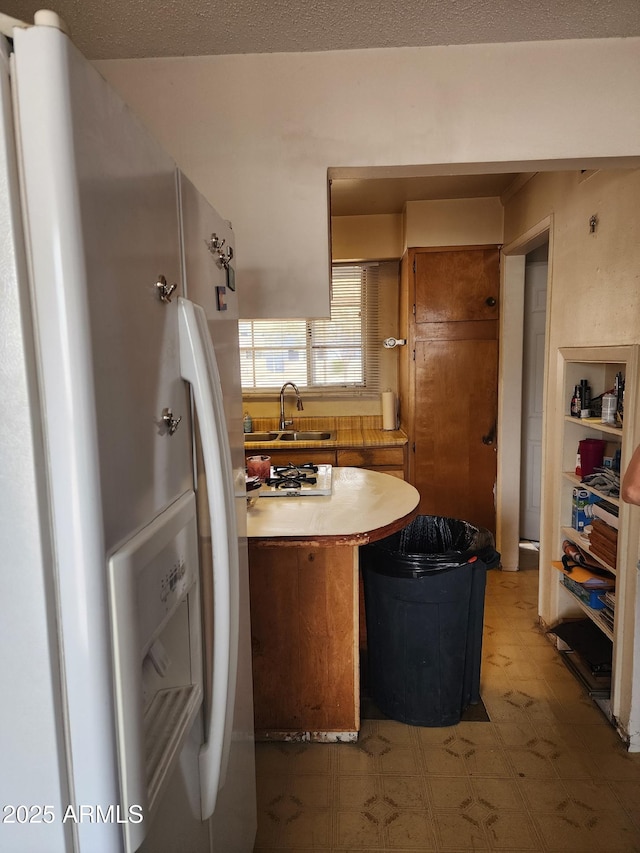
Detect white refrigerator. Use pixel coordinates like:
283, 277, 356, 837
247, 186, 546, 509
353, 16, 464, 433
0, 13, 256, 853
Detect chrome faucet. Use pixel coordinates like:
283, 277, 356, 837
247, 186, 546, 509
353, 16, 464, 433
279, 381, 304, 430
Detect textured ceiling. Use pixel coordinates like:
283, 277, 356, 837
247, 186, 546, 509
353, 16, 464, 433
2, 0, 640, 60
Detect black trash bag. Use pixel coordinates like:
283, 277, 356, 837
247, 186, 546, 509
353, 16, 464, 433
363, 515, 500, 578
361, 515, 500, 727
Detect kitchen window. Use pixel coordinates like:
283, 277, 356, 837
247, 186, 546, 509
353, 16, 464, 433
239, 263, 380, 394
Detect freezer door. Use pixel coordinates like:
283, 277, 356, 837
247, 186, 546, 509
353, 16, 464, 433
0, 36, 72, 853
11, 23, 192, 853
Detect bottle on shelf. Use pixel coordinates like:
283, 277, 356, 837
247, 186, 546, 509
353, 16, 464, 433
571, 384, 582, 417
601, 392, 617, 424
614, 371, 625, 417
579, 379, 591, 418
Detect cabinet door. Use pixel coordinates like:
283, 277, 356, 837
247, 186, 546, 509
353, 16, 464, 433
337, 447, 406, 478
415, 247, 499, 324
414, 334, 498, 532
248, 543, 358, 733
251, 449, 337, 468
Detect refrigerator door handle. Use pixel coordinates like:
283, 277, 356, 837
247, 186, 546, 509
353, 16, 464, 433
178, 296, 238, 820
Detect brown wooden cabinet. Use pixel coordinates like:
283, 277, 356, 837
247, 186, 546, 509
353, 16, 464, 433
248, 445, 407, 677
337, 446, 405, 478
400, 246, 499, 533
248, 542, 359, 739
250, 446, 407, 478
258, 448, 337, 467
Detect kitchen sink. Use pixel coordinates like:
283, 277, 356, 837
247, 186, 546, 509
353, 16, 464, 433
244, 430, 335, 442
277, 431, 335, 441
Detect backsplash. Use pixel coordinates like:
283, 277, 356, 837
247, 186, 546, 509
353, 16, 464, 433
250, 415, 385, 432
242, 397, 385, 419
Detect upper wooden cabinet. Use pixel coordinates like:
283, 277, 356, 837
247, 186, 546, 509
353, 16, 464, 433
414, 247, 500, 324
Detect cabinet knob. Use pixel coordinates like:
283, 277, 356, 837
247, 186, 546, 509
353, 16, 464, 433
485, 296, 497, 307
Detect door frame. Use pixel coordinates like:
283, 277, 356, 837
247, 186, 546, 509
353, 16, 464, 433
496, 216, 553, 570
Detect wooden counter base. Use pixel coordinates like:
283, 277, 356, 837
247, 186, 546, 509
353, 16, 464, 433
249, 541, 359, 740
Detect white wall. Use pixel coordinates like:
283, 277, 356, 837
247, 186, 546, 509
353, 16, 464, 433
95, 37, 640, 319
504, 170, 640, 350
493, 169, 640, 671
502, 168, 640, 605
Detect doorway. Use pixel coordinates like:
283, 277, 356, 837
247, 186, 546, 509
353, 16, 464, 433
497, 218, 551, 571
520, 242, 549, 544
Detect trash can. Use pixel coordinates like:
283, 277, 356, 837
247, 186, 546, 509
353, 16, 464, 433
361, 515, 500, 727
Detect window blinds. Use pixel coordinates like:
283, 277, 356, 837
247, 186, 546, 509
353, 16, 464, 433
239, 263, 380, 393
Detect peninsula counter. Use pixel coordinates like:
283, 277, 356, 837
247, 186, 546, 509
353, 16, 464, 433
246, 468, 420, 741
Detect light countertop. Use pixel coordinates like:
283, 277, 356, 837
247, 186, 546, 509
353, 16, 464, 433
247, 467, 419, 546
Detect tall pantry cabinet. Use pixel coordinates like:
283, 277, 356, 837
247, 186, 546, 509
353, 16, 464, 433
399, 246, 500, 533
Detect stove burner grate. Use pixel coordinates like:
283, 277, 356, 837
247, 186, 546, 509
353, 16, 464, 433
272, 463, 318, 475
269, 477, 305, 489
260, 462, 332, 497
268, 463, 319, 487
267, 474, 318, 488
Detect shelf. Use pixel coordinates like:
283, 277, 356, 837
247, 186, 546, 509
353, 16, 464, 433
560, 527, 617, 575
553, 346, 639, 746
561, 471, 620, 507
551, 561, 614, 641
559, 584, 614, 642
563, 415, 623, 437
559, 650, 611, 698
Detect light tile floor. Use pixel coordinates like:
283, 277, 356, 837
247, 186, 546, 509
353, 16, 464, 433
254, 550, 640, 852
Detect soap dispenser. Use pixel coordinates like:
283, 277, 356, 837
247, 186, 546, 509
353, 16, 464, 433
243, 412, 253, 433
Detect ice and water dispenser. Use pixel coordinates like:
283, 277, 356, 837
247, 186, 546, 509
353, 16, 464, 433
108, 491, 203, 852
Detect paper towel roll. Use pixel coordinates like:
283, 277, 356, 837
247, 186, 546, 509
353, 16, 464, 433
381, 390, 396, 431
